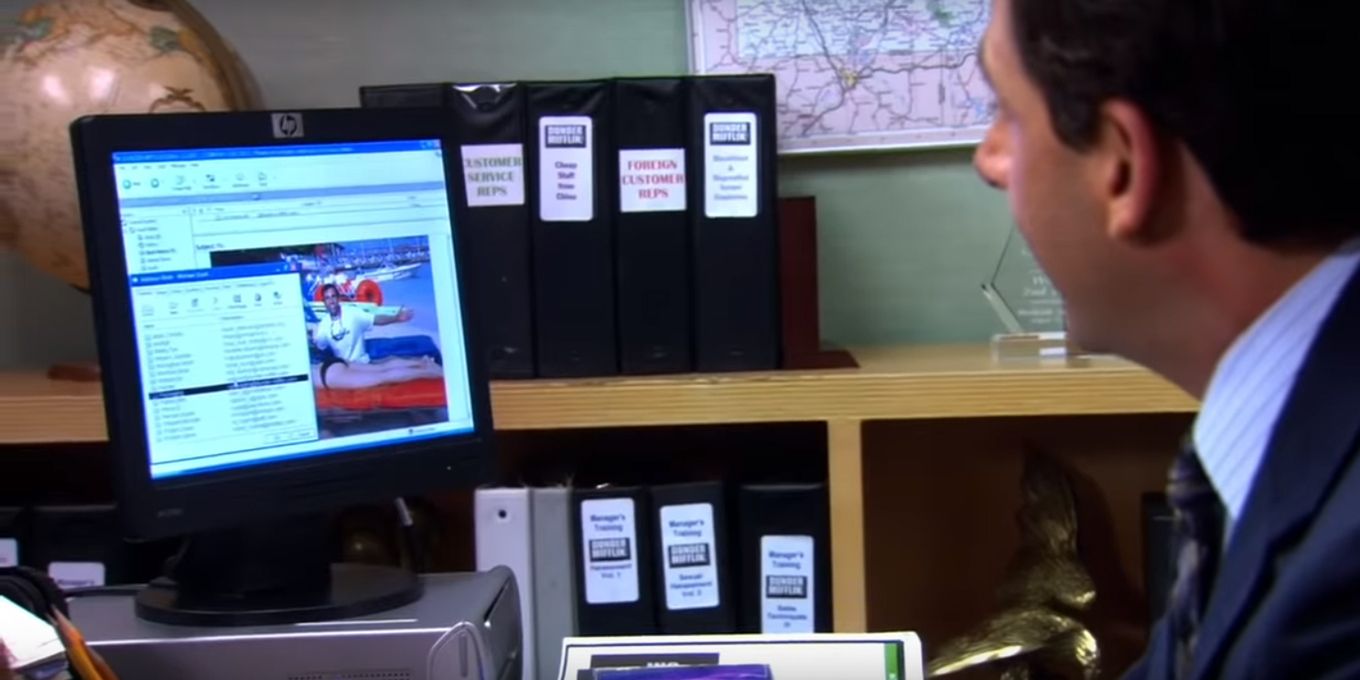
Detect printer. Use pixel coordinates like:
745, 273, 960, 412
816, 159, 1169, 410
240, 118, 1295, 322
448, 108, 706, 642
70, 568, 522, 680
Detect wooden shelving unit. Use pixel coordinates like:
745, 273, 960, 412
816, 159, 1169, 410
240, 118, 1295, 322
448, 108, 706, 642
0, 345, 1195, 442
0, 343, 1197, 637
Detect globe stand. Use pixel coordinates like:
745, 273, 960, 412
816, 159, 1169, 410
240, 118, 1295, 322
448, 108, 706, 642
47, 361, 101, 382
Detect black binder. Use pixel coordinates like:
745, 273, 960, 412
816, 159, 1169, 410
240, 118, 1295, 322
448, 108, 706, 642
527, 81, 618, 377
613, 78, 692, 375
450, 83, 536, 379
687, 75, 780, 372
28, 505, 127, 587
737, 483, 832, 633
572, 485, 657, 635
649, 481, 735, 633
358, 82, 448, 108
0, 506, 22, 568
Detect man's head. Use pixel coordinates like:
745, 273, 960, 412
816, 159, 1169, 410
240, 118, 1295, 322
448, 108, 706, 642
975, 0, 1355, 363
322, 283, 341, 316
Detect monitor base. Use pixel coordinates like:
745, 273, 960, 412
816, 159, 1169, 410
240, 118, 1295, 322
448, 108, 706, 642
136, 563, 422, 627
136, 514, 423, 627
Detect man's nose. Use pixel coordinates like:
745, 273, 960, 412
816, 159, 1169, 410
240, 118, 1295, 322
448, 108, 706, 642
973, 123, 1009, 190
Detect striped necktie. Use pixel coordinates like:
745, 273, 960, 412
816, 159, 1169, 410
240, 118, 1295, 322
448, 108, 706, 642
1166, 435, 1225, 679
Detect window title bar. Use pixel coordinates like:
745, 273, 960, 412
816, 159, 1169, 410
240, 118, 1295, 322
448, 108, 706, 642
113, 140, 441, 164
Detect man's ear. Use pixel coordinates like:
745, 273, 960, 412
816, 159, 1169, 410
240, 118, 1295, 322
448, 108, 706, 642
1094, 100, 1164, 244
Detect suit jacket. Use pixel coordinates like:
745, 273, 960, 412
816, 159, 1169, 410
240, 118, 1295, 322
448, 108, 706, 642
1126, 263, 1360, 679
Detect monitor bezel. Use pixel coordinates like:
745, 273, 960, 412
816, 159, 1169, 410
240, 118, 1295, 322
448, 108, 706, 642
71, 108, 496, 541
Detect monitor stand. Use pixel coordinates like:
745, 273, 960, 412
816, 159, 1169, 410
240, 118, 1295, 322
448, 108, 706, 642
135, 514, 423, 627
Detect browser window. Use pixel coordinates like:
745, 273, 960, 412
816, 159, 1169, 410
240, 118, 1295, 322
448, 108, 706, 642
111, 140, 474, 479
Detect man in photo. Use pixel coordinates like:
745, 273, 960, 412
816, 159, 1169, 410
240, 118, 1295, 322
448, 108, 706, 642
313, 283, 415, 365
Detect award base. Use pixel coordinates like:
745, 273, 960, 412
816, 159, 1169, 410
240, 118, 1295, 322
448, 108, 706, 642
990, 331, 1082, 362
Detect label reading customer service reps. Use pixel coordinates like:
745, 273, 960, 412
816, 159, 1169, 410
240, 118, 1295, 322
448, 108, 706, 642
539, 116, 594, 221
760, 534, 815, 633
660, 503, 720, 610
581, 497, 640, 604
461, 143, 525, 207
704, 112, 759, 219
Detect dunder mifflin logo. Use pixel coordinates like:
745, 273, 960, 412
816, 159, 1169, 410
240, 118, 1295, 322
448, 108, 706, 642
667, 543, 712, 568
589, 537, 631, 561
545, 124, 587, 147
765, 574, 807, 599
709, 121, 751, 145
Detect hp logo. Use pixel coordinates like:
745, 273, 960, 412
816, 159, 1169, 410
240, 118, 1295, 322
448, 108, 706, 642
271, 113, 304, 138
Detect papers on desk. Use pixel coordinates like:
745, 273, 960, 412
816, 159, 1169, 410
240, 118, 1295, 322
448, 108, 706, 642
0, 595, 65, 671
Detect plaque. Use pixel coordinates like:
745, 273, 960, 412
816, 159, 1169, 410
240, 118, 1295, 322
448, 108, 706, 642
981, 227, 1073, 359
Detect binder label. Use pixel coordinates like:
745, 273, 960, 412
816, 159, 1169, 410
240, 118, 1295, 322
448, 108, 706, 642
659, 502, 720, 610
704, 112, 759, 219
0, 538, 16, 567
461, 143, 525, 207
760, 534, 815, 633
48, 561, 106, 589
581, 497, 640, 604
619, 148, 687, 213
539, 116, 595, 222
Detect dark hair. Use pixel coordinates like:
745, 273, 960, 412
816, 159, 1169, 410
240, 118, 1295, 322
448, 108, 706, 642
321, 283, 341, 298
1010, 0, 1355, 247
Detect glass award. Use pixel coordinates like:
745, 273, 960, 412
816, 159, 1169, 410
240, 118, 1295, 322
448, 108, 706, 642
981, 227, 1073, 360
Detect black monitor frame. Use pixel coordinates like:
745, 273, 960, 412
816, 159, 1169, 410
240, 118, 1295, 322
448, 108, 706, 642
71, 108, 495, 544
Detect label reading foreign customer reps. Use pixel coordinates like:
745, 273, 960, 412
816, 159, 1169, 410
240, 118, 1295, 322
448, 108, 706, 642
659, 502, 720, 610
760, 534, 815, 633
581, 497, 640, 604
619, 148, 686, 213
704, 112, 759, 219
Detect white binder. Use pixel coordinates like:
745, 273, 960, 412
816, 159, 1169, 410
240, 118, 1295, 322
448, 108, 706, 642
532, 486, 578, 680
475, 487, 535, 680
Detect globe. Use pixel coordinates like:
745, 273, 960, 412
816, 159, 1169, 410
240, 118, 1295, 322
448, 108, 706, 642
0, 0, 260, 290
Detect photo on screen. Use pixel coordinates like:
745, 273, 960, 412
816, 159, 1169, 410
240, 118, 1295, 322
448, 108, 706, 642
210, 236, 448, 439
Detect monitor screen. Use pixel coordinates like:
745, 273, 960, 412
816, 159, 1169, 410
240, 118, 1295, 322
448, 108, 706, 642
110, 139, 475, 480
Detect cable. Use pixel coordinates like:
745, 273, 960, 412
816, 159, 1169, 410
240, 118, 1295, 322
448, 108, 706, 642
393, 497, 424, 573
394, 497, 413, 528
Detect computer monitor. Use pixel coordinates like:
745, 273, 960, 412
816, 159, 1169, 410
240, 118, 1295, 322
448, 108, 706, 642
69, 108, 495, 627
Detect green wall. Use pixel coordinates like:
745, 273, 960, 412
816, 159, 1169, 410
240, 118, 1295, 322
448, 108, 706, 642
0, 0, 1011, 368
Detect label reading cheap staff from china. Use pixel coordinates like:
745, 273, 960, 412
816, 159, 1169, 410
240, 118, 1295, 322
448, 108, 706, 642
539, 116, 595, 221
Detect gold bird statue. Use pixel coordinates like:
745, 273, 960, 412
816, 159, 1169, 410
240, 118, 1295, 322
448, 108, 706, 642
927, 451, 1101, 680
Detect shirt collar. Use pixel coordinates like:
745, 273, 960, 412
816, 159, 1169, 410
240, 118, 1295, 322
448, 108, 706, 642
1194, 240, 1360, 527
